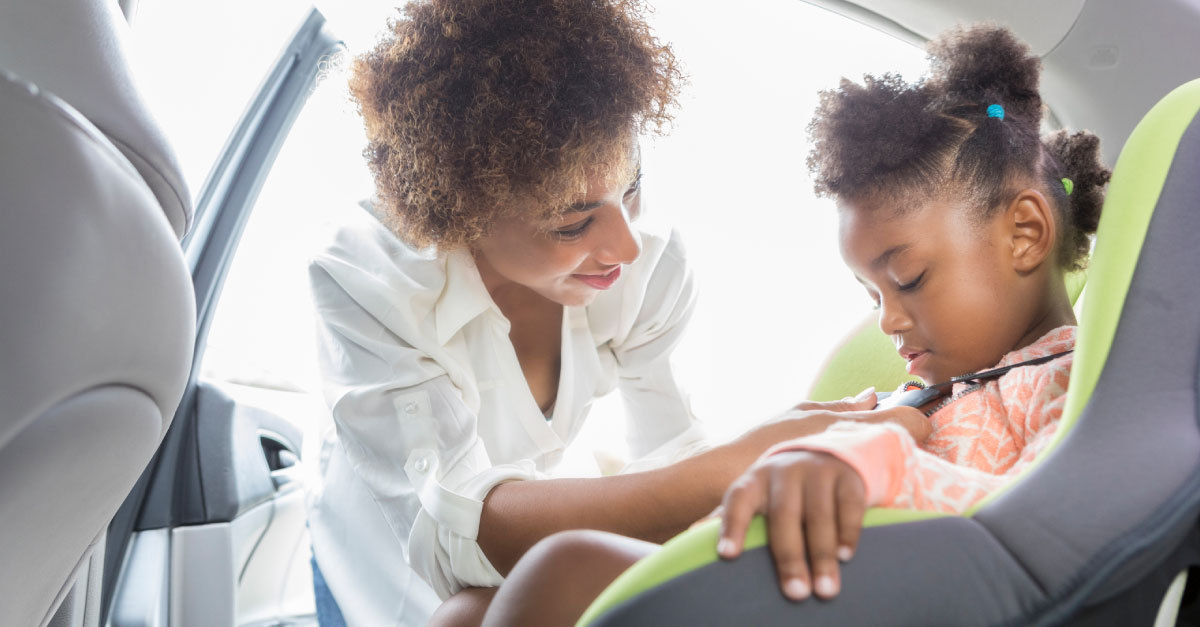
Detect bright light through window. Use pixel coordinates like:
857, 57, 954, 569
198, 0, 928, 475
129, 0, 313, 195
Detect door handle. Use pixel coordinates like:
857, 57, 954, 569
261, 434, 300, 491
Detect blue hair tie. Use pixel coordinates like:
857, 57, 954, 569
987, 104, 1005, 119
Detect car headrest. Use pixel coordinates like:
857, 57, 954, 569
0, 0, 192, 239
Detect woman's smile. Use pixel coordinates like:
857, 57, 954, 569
572, 266, 622, 290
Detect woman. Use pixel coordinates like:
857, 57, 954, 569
473, 25, 1107, 626
306, 1, 924, 625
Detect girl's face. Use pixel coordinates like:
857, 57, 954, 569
838, 195, 1048, 383
473, 165, 644, 307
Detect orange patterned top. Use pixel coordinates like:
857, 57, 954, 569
770, 326, 1076, 513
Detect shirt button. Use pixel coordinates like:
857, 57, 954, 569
414, 457, 430, 473
403, 402, 419, 415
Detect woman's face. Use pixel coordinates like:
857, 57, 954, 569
473, 166, 644, 307
838, 196, 1040, 383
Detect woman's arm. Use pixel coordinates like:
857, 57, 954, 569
477, 400, 927, 575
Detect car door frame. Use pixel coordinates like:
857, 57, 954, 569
101, 8, 342, 624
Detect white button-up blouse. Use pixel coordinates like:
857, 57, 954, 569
306, 211, 706, 625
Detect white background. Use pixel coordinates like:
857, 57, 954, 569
132, 0, 929, 473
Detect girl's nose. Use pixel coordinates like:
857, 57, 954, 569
877, 295, 914, 337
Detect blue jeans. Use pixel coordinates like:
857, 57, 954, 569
311, 556, 348, 627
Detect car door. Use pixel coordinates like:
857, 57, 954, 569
101, 6, 342, 626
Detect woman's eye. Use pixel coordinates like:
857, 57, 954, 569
898, 271, 926, 292
624, 193, 643, 222
624, 171, 643, 198
554, 217, 593, 240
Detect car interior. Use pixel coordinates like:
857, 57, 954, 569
1, 0, 1198, 626
579, 74, 1200, 626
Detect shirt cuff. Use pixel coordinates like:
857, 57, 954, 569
763, 421, 911, 507
405, 452, 540, 597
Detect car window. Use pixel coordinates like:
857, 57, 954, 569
200, 55, 371, 394
580, 0, 929, 460
130, 0, 314, 195
198, 0, 928, 473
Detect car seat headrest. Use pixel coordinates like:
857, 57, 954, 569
0, 0, 193, 239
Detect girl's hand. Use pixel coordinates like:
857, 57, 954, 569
716, 450, 866, 602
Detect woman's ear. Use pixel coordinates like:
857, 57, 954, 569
1005, 188, 1057, 274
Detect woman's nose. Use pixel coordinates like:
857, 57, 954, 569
594, 206, 642, 266
877, 295, 914, 337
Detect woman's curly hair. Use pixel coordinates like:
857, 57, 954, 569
807, 25, 1111, 271
350, 0, 681, 249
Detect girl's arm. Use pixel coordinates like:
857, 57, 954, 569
716, 359, 1072, 602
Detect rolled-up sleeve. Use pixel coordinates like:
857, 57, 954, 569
611, 230, 709, 471
311, 262, 538, 599
766, 422, 1012, 514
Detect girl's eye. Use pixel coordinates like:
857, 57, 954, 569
898, 271, 926, 292
554, 217, 594, 240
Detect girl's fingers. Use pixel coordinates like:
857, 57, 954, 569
834, 471, 867, 564
802, 469, 842, 600
767, 467, 811, 601
717, 473, 765, 559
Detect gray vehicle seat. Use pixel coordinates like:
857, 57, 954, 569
0, 1, 195, 626
581, 78, 1200, 626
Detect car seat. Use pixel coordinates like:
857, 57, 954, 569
579, 77, 1200, 626
0, 0, 195, 626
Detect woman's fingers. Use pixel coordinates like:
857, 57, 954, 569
717, 472, 766, 559
793, 387, 876, 413
767, 464, 811, 601
859, 405, 932, 442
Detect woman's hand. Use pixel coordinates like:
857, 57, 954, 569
767, 388, 932, 446
845, 405, 932, 443
792, 387, 877, 413
716, 450, 865, 602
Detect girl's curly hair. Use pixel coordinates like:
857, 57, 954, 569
350, 0, 681, 249
807, 25, 1111, 271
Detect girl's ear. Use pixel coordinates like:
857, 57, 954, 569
1005, 188, 1057, 274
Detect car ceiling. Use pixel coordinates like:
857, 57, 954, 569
120, 0, 1199, 168
803, 0, 1200, 166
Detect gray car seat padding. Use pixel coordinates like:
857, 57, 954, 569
0, 71, 195, 627
0, 0, 192, 237
588, 82, 1200, 626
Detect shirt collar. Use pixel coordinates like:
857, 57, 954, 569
434, 249, 497, 345
996, 325, 1077, 368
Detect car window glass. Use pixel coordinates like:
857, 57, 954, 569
130, 0, 314, 195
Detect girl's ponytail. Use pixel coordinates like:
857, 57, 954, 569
1043, 130, 1112, 270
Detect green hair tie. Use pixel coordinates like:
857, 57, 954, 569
1062, 178, 1074, 196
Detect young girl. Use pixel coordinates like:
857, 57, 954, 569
474, 24, 1112, 626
